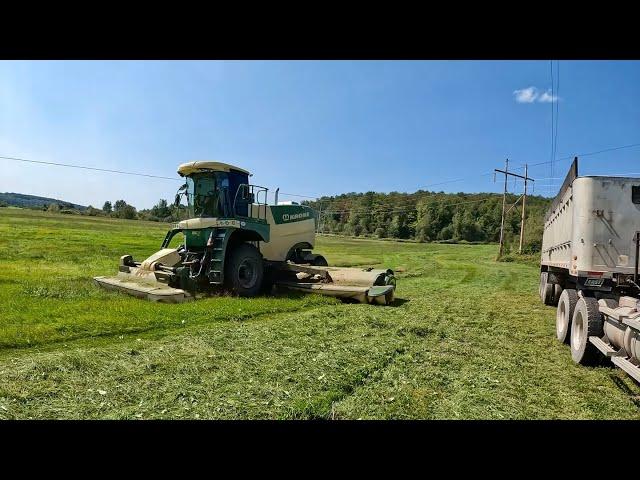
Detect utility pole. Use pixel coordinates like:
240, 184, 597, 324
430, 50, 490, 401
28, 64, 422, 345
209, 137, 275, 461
519, 164, 528, 254
494, 160, 535, 259
498, 159, 509, 259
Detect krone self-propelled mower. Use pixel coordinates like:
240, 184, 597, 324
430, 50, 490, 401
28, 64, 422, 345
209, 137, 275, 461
93, 161, 396, 305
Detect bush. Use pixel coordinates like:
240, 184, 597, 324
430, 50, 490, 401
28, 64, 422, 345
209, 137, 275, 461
84, 206, 101, 216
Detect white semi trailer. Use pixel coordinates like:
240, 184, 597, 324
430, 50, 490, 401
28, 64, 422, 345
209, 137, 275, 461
540, 158, 640, 382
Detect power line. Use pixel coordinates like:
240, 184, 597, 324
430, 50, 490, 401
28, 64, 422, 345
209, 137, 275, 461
0, 154, 180, 181
510, 142, 640, 172
0, 153, 332, 202
412, 172, 495, 191
4, 140, 639, 208
278, 192, 323, 199
550, 61, 554, 182
554, 60, 560, 171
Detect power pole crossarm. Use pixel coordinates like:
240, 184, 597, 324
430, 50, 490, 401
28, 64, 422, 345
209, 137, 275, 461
493, 169, 535, 182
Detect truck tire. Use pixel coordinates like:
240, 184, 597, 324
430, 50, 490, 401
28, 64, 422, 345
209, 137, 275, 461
310, 255, 328, 266
539, 272, 548, 301
570, 296, 604, 366
225, 243, 264, 297
556, 288, 578, 344
541, 274, 556, 306
299, 252, 328, 266
553, 283, 563, 303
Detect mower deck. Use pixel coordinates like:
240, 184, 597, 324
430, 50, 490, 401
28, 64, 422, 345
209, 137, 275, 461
93, 274, 194, 303
94, 263, 395, 305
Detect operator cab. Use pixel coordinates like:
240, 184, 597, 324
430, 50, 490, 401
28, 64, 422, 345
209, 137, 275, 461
176, 161, 253, 218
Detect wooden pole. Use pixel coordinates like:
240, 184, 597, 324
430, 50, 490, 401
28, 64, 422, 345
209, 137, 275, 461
519, 164, 528, 254
498, 159, 508, 258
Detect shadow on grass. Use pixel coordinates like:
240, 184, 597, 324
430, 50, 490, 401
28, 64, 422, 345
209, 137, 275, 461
609, 373, 640, 408
390, 298, 410, 307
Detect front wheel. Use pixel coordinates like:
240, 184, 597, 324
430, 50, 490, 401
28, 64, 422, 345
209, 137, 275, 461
225, 243, 264, 297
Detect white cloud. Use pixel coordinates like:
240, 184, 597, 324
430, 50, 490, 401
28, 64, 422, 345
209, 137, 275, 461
513, 86, 538, 103
513, 86, 560, 104
538, 89, 560, 103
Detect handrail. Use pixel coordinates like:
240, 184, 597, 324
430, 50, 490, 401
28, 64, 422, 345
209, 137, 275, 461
233, 183, 269, 221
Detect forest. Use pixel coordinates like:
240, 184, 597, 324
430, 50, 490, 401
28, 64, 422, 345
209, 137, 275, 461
302, 191, 551, 253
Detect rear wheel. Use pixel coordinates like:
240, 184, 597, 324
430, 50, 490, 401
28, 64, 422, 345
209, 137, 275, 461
541, 273, 556, 306
225, 243, 264, 297
556, 288, 578, 343
310, 255, 328, 266
570, 296, 604, 365
539, 272, 547, 300
553, 283, 563, 304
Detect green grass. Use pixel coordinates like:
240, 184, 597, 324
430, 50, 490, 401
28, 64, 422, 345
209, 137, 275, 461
0, 208, 638, 419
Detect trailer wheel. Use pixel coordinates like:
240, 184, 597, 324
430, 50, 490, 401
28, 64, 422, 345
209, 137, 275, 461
556, 288, 578, 344
226, 243, 264, 297
541, 274, 556, 306
311, 255, 328, 267
570, 296, 604, 365
553, 283, 563, 303
539, 272, 548, 301
298, 252, 328, 266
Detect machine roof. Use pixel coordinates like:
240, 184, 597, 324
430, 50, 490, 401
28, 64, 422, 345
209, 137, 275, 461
177, 161, 251, 177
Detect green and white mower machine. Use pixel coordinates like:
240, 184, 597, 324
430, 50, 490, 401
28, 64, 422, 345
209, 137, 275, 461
94, 161, 396, 305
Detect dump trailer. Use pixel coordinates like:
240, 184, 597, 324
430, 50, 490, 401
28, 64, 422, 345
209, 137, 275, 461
94, 161, 396, 305
540, 158, 640, 382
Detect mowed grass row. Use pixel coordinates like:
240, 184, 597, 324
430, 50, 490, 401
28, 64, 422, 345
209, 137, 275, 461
0, 208, 639, 419
0, 208, 337, 348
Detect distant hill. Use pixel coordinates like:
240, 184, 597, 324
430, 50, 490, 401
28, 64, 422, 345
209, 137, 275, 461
0, 192, 87, 210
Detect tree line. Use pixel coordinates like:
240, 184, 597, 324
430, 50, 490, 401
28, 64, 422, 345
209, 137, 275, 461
99, 199, 182, 222
22, 190, 552, 254
303, 191, 551, 253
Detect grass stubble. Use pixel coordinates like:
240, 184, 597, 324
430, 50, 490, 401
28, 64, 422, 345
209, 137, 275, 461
0, 208, 638, 419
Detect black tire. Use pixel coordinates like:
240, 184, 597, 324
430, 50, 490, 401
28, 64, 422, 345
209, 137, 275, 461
311, 255, 328, 267
556, 288, 578, 344
570, 296, 604, 365
539, 272, 549, 302
260, 265, 276, 294
553, 283, 563, 305
225, 243, 264, 297
542, 275, 555, 306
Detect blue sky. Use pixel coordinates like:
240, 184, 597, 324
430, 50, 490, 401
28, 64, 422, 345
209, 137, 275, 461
1, 60, 639, 209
